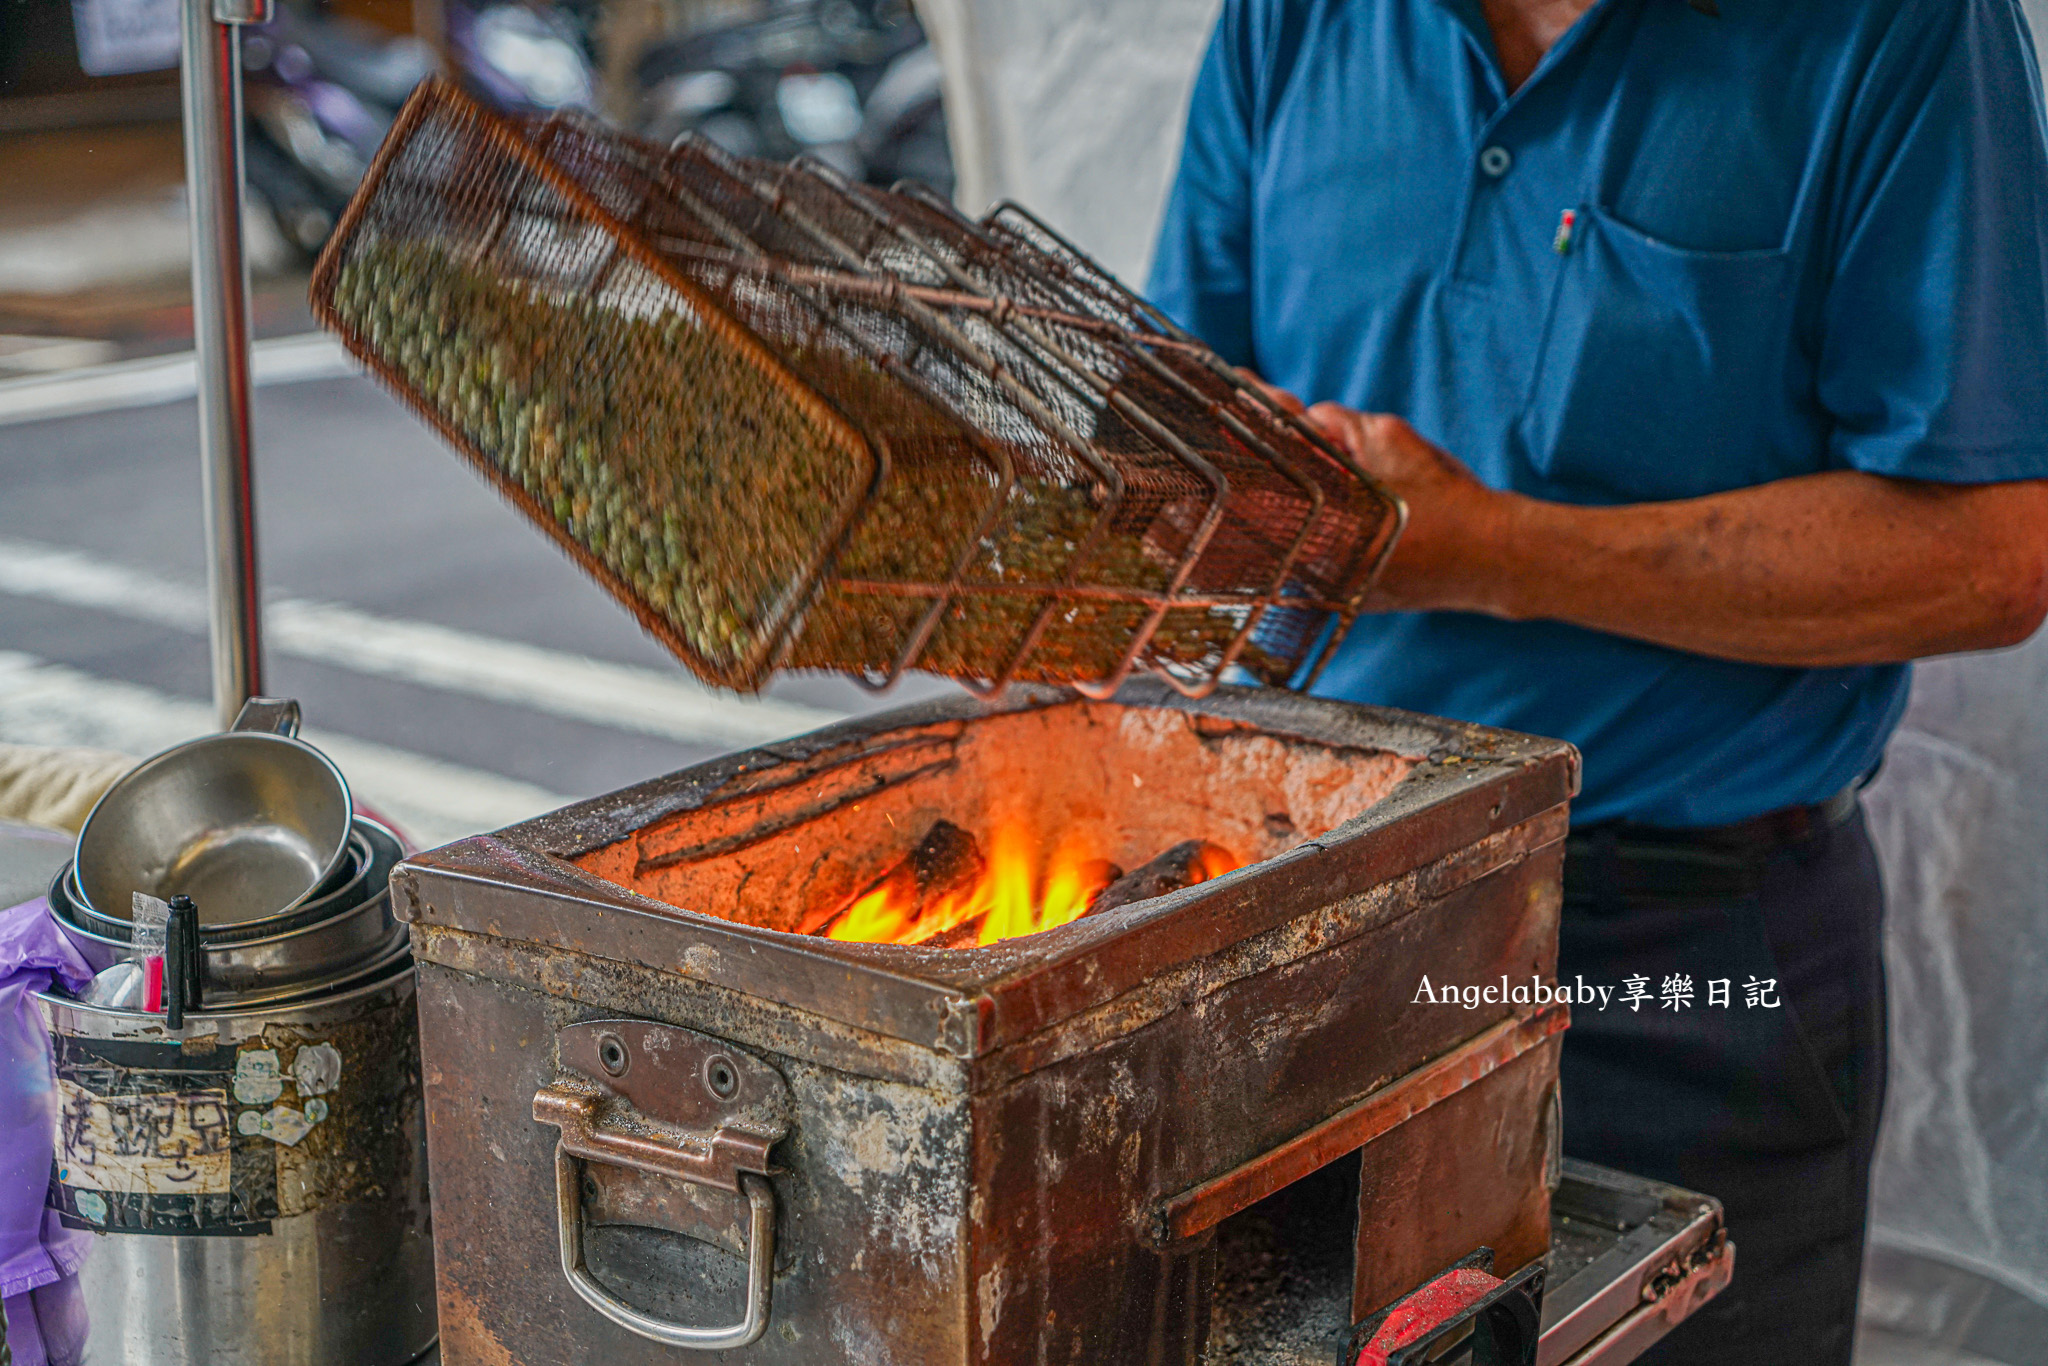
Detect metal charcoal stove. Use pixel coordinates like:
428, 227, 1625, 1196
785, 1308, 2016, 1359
394, 683, 1711, 1364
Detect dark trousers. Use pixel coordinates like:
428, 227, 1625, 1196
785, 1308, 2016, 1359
1558, 808, 1887, 1366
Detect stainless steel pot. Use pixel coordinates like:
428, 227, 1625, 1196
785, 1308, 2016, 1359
38, 955, 435, 1366
49, 819, 406, 1007
73, 698, 353, 927
64, 826, 366, 943
64, 816, 395, 945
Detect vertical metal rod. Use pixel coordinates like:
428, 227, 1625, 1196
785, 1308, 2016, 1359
184, 0, 272, 733
180, 0, 269, 728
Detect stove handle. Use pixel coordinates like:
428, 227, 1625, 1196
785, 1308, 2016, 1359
550, 1142, 777, 1350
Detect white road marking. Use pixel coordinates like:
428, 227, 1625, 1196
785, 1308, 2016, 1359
0, 650, 567, 850
0, 334, 360, 428
0, 536, 843, 749
0, 334, 119, 375
0, 187, 291, 297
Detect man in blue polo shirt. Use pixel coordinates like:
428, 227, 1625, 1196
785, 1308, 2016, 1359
1150, 0, 2048, 1360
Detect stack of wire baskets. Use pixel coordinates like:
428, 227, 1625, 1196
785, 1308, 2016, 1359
310, 79, 1404, 697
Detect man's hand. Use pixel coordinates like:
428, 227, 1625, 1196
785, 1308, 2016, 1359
1303, 405, 1514, 614
1236, 367, 1307, 417
1290, 397, 2048, 666
1243, 374, 1517, 612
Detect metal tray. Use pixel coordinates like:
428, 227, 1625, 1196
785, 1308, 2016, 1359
1537, 1160, 1732, 1366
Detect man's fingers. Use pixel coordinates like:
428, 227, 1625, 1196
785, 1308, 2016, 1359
1236, 367, 1307, 415
1304, 407, 1454, 485
1308, 406, 1416, 448
1305, 401, 1369, 448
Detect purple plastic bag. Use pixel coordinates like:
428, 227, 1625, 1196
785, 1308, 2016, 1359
1, 899, 95, 1366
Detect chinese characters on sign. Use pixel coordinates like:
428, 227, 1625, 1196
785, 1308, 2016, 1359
1410, 974, 1785, 1011
55, 1079, 234, 1194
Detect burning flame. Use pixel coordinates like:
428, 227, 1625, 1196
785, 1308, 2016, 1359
826, 823, 1240, 948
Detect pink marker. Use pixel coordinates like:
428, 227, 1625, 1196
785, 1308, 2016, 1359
143, 956, 164, 1013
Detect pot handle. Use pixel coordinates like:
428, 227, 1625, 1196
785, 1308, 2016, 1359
230, 697, 301, 737
550, 1146, 775, 1350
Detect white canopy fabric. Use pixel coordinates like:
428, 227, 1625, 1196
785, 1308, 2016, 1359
912, 0, 1222, 284
914, 4, 2048, 1359
1860, 640, 2048, 1361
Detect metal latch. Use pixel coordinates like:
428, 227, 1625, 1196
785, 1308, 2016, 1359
533, 1019, 792, 1350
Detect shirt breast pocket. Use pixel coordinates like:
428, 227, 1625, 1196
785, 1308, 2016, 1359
1518, 206, 1796, 500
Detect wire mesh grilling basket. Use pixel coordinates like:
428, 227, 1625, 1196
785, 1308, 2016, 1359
310, 79, 1404, 697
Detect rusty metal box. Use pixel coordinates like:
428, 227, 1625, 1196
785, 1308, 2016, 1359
394, 683, 1577, 1364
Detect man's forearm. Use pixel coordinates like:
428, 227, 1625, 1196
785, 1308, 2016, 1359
1301, 404, 2048, 667
1469, 472, 2048, 667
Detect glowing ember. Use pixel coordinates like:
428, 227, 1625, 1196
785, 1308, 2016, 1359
824, 823, 1240, 948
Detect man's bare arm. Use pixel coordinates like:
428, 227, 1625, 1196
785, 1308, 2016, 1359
1305, 404, 2048, 667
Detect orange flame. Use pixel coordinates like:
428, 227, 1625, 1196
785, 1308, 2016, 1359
825, 824, 1239, 948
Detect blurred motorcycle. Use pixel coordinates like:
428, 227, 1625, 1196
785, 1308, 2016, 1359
445, 0, 598, 113
634, 0, 952, 196
240, 5, 437, 254
240, 0, 599, 257
237, 0, 947, 257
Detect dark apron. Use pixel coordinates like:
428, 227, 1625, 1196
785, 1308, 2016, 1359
1558, 798, 1887, 1366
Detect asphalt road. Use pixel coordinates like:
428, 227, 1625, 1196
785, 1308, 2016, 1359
0, 356, 956, 844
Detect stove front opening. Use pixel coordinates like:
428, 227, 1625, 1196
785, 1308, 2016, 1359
1204, 1152, 1363, 1366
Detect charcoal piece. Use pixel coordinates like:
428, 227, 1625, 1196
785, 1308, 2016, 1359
900, 820, 987, 904
1085, 841, 1238, 918
922, 915, 991, 951
814, 820, 986, 939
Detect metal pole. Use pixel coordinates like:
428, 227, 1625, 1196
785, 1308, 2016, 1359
179, 0, 270, 730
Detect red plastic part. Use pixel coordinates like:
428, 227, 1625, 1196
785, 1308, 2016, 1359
1354, 1267, 1505, 1366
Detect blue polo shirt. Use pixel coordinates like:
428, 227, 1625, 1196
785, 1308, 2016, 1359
1150, 0, 2048, 826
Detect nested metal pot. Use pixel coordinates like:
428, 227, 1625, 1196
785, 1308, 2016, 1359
72, 698, 354, 928
37, 953, 435, 1366
49, 818, 407, 1007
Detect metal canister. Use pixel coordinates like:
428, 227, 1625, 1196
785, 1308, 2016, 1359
36, 954, 435, 1366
